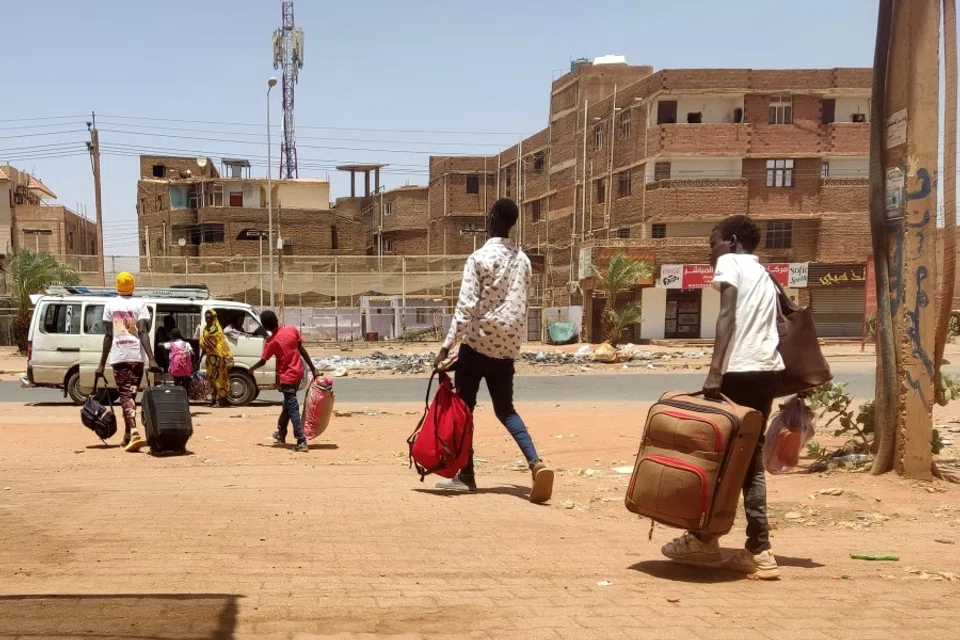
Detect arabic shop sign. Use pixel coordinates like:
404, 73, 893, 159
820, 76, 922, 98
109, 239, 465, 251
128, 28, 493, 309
657, 263, 810, 290
807, 263, 867, 287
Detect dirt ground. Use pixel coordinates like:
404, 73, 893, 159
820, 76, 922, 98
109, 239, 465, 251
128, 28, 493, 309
1, 394, 959, 639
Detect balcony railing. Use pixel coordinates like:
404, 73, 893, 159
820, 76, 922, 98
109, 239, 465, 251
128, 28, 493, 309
822, 177, 868, 187
645, 178, 747, 191
579, 236, 709, 250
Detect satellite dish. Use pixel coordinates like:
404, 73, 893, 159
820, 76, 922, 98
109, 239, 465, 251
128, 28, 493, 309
196, 157, 208, 168
178, 238, 187, 247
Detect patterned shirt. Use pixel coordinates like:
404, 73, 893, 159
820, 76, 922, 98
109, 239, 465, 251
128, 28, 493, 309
443, 237, 531, 360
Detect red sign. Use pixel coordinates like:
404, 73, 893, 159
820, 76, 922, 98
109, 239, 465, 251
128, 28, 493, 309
862, 255, 876, 351
682, 264, 714, 289
863, 255, 876, 314
766, 263, 791, 287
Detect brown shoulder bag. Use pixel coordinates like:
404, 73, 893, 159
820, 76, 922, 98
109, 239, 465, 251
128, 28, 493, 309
769, 274, 832, 395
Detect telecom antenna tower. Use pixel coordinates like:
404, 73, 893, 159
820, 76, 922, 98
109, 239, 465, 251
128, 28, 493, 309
272, 0, 304, 178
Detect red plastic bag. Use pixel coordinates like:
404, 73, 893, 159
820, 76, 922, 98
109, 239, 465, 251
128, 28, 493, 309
302, 376, 334, 440
407, 371, 473, 480
762, 395, 816, 474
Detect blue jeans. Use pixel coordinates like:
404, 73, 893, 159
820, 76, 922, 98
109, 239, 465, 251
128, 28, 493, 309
454, 344, 540, 481
277, 384, 305, 444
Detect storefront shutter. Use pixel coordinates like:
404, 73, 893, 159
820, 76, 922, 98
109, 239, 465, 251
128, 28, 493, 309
810, 287, 865, 338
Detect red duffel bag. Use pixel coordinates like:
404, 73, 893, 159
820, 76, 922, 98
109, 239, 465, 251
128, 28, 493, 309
407, 370, 473, 481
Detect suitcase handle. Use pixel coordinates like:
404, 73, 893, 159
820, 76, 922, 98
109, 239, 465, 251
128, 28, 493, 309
688, 390, 737, 408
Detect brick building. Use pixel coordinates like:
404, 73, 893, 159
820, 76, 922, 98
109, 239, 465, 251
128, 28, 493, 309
136, 155, 365, 266
1, 165, 97, 260
429, 60, 873, 341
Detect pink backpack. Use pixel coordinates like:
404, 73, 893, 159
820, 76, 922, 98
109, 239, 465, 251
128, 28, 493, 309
169, 343, 193, 378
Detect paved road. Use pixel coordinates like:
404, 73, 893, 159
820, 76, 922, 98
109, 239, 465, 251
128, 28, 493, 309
6, 362, 938, 405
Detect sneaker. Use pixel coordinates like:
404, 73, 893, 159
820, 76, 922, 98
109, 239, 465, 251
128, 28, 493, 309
295, 441, 309, 453
435, 473, 476, 492
272, 431, 286, 445
124, 434, 146, 453
722, 548, 781, 580
529, 461, 555, 504
661, 532, 723, 567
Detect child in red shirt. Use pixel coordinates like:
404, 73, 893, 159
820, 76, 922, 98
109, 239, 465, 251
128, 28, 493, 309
250, 310, 318, 452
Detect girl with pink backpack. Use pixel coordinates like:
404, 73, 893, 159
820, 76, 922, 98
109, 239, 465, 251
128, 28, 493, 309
162, 328, 195, 389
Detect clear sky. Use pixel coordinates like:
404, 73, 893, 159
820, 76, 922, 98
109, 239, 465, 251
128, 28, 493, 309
2, 0, 880, 256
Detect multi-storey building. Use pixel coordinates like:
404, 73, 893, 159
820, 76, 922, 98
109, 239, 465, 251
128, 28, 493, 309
430, 59, 872, 341
1, 165, 97, 260
136, 155, 365, 263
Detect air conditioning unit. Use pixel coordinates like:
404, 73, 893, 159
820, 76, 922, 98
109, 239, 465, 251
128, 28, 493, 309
567, 281, 581, 295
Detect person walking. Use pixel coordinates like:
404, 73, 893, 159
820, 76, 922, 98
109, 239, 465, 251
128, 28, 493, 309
94, 272, 160, 453
199, 310, 232, 407
661, 214, 784, 580
249, 310, 318, 453
433, 198, 554, 504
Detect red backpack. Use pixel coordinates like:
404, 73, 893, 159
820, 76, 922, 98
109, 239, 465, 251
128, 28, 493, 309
407, 371, 473, 481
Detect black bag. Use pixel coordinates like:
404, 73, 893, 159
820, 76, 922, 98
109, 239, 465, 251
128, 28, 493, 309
80, 379, 118, 442
141, 374, 193, 454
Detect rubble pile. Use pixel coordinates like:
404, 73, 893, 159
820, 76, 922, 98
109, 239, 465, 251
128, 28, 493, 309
313, 351, 431, 376
519, 344, 711, 366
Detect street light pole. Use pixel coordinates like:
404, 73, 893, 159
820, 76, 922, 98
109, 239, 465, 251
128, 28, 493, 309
267, 77, 278, 310
258, 233, 264, 308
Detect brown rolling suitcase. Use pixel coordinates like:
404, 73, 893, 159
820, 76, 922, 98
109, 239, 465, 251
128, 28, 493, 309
624, 391, 764, 535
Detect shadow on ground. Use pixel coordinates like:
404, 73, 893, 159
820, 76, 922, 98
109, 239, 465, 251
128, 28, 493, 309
0, 593, 241, 639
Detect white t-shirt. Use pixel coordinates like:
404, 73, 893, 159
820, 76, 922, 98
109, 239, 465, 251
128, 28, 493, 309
102, 297, 150, 365
711, 253, 785, 374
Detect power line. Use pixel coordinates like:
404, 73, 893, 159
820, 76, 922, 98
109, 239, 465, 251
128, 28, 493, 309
98, 113, 527, 136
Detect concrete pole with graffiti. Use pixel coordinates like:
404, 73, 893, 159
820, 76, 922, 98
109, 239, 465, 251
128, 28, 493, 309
881, 0, 940, 478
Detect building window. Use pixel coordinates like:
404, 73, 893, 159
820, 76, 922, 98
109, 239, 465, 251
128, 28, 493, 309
618, 109, 632, 139
657, 100, 678, 125
207, 184, 224, 207
765, 159, 795, 187
616, 228, 630, 239
596, 179, 606, 205
765, 220, 793, 249
652, 223, 667, 239
504, 167, 513, 191
331, 225, 339, 250
533, 152, 545, 174
531, 199, 543, 222
466, 176, 479, 194
68, 231, 74, 250
768, 97, 793, 125
383, 238, 395, 253
229, 192, 243, 207
415, 308, 428, 324
202, 225, 225, 244
617, 170, 632, 198
821, 98, 836, 125
461, 222, 483, 233
152, 164, 166, 178
139, 197, 146, 216
821, 161, 830, 179
155, 195, 163, 211
594, 124, 604, 150
383, 201, 393, 216
654, 162, 671, 182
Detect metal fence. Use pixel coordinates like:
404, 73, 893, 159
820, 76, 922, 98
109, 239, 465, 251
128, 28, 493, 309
12, 254, 550, 343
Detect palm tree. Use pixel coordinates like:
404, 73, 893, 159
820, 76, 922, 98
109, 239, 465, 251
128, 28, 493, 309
593, 252, 652, 345
6, 249, 79, 352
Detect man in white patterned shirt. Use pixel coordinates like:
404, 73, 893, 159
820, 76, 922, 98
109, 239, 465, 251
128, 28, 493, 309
434, 198, 555, 504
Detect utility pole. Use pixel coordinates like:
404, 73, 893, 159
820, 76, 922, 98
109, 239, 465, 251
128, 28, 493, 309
86, 112, 106, 286
875, 0, 941, 478
277, 203, 285, 325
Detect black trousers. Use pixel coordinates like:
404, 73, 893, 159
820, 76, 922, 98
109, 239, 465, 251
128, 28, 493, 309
698, 371, 779, 554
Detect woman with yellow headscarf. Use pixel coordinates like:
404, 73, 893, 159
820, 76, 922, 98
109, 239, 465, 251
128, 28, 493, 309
199, 309, 232, 407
